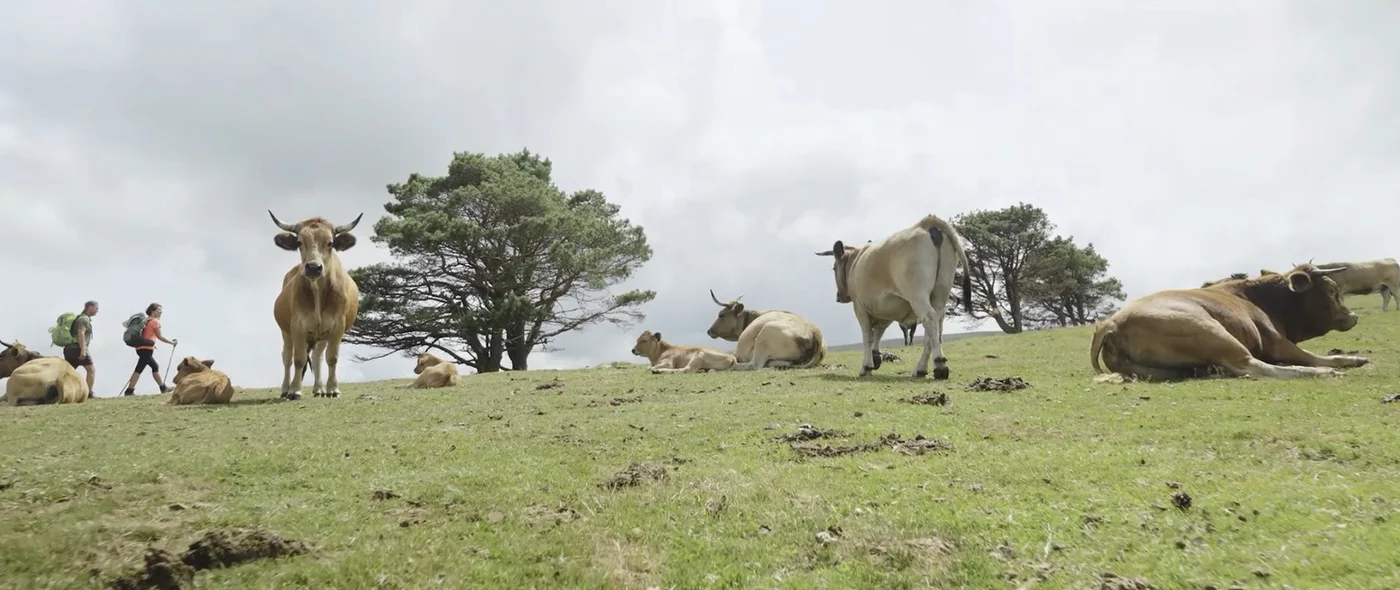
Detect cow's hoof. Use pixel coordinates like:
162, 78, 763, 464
871, 356, 883, 370
933, 366, 950, 380
914, 370, 927, 378
1346, 356, 1370, 368
283, 392, 302, 401
327, 390, 341, 398
859, 367, 874, 377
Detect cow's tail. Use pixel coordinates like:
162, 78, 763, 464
793, 329, 827, 369
1089, 320, 1112, 374
920, 214, 975, 314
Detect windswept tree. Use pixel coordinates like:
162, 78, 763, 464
947, 203, 1055, 334
344, 149, 656, 372
1021, 237, 1126, 327
946, 203, 1125, 333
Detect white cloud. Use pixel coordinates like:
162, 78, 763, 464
2, 0, 1398, 396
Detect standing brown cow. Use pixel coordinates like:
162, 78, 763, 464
270, 211, 362, 400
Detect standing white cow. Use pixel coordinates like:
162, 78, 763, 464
1311, 258, 1400, 311
816, 214, 973, 379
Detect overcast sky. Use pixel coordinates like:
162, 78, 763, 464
3, 1, 1398, 397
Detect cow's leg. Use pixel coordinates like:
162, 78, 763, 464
310, 340, 328, 396
279, 335, 294, 399
1383, 284, 1396, 311
288, 335, 311, 401
869, 319, 892, 371
325, 337, 343, 398
731, 328, 761, 370
1265, 338, 1370, 369
852, 309, 877, 376
911, 288, 953, 379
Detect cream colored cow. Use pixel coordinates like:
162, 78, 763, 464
630, 330, 737, 374
705, 290, 826, 370
1, 340, 90, 405
815, 213, 973, 380
411, 352, 461, 388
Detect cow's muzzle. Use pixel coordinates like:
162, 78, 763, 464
303, 262, 324, 278
706, 330, 717, 338
1337, 312, 1358, 331
836, 295, 851, 304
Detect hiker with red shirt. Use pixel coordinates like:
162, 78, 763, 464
121, 303, 177, 396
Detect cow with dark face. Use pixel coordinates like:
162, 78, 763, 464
270, 211, 363, 400
1090, 263, 1368, 380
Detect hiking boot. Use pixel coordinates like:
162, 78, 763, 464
160, 385, 171, 394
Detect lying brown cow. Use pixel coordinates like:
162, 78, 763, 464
168, 357, 236, 405
411, 352, 461, 388
631, 330, 737, 374
1, 339, 90, 405
1091, 263, 1368, 380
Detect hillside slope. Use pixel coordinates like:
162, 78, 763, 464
2, 297, 1399, 589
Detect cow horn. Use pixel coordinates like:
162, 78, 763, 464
710, 289, 725, 306
1316, 266, 1348, 275
268, 210, 299, 232
334, 212, 364, 234
0, 338, 10, 348
815, 250, 834, 256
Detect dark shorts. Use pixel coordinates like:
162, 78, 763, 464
63, 344, 92, 368
134, 348, 160, 374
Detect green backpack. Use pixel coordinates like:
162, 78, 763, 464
122, 313, 149, 347
50, 312, 79, 347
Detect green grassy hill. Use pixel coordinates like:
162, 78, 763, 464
3, 297, 1399, 589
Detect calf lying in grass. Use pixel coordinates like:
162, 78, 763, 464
411, 352, 461, 388
631, 330, 737, 374
168, 357, 235, 405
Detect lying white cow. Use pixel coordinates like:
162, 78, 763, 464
1, 339, 91, 405
705, 290, 826, 370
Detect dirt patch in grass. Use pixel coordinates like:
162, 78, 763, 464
772, 424, 852, 443
110, 528, 310, 589
1098, 572, 1158, 589
1328, 348, 1372, 355
594, 538, 660, 589
788, 433, 953, 458
966, 376, 1030, 392
900, 391, 949, 406
610, 396, 642, 406
522, 503, 580, 528
599, 462, 670, 490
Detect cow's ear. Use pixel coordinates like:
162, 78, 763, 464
732, 303, 744, 313
652, 332, 662, 341
274, 232, 300, 251
1260, 268, 1278, 276
201, 359, 215, 368
832, 240, 845, 261
333, 232, 357, 251
1287, 270, 1314, 293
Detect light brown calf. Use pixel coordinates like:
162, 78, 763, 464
168, 357, 236, 405
411, 352, 461, 388
631, 330, 737, 374
1091, 263, 1367, 381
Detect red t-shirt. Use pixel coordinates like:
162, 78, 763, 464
138, 318, 160, 351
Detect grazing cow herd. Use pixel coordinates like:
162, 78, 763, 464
2, 211, 1397, 406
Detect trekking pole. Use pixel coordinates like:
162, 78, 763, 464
160, 341, 178, 391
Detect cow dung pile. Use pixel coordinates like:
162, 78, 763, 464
965, 376, 1030, 392
777, 426, 953, 458
901, 391, 949, 406
598, 461, 670, 490
112, 528, 310, 589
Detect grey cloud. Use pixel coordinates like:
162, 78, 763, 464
3, 1, 1399, 397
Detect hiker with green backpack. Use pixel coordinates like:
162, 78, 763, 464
52, 300, 100, 393
119, 303, 178, 396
